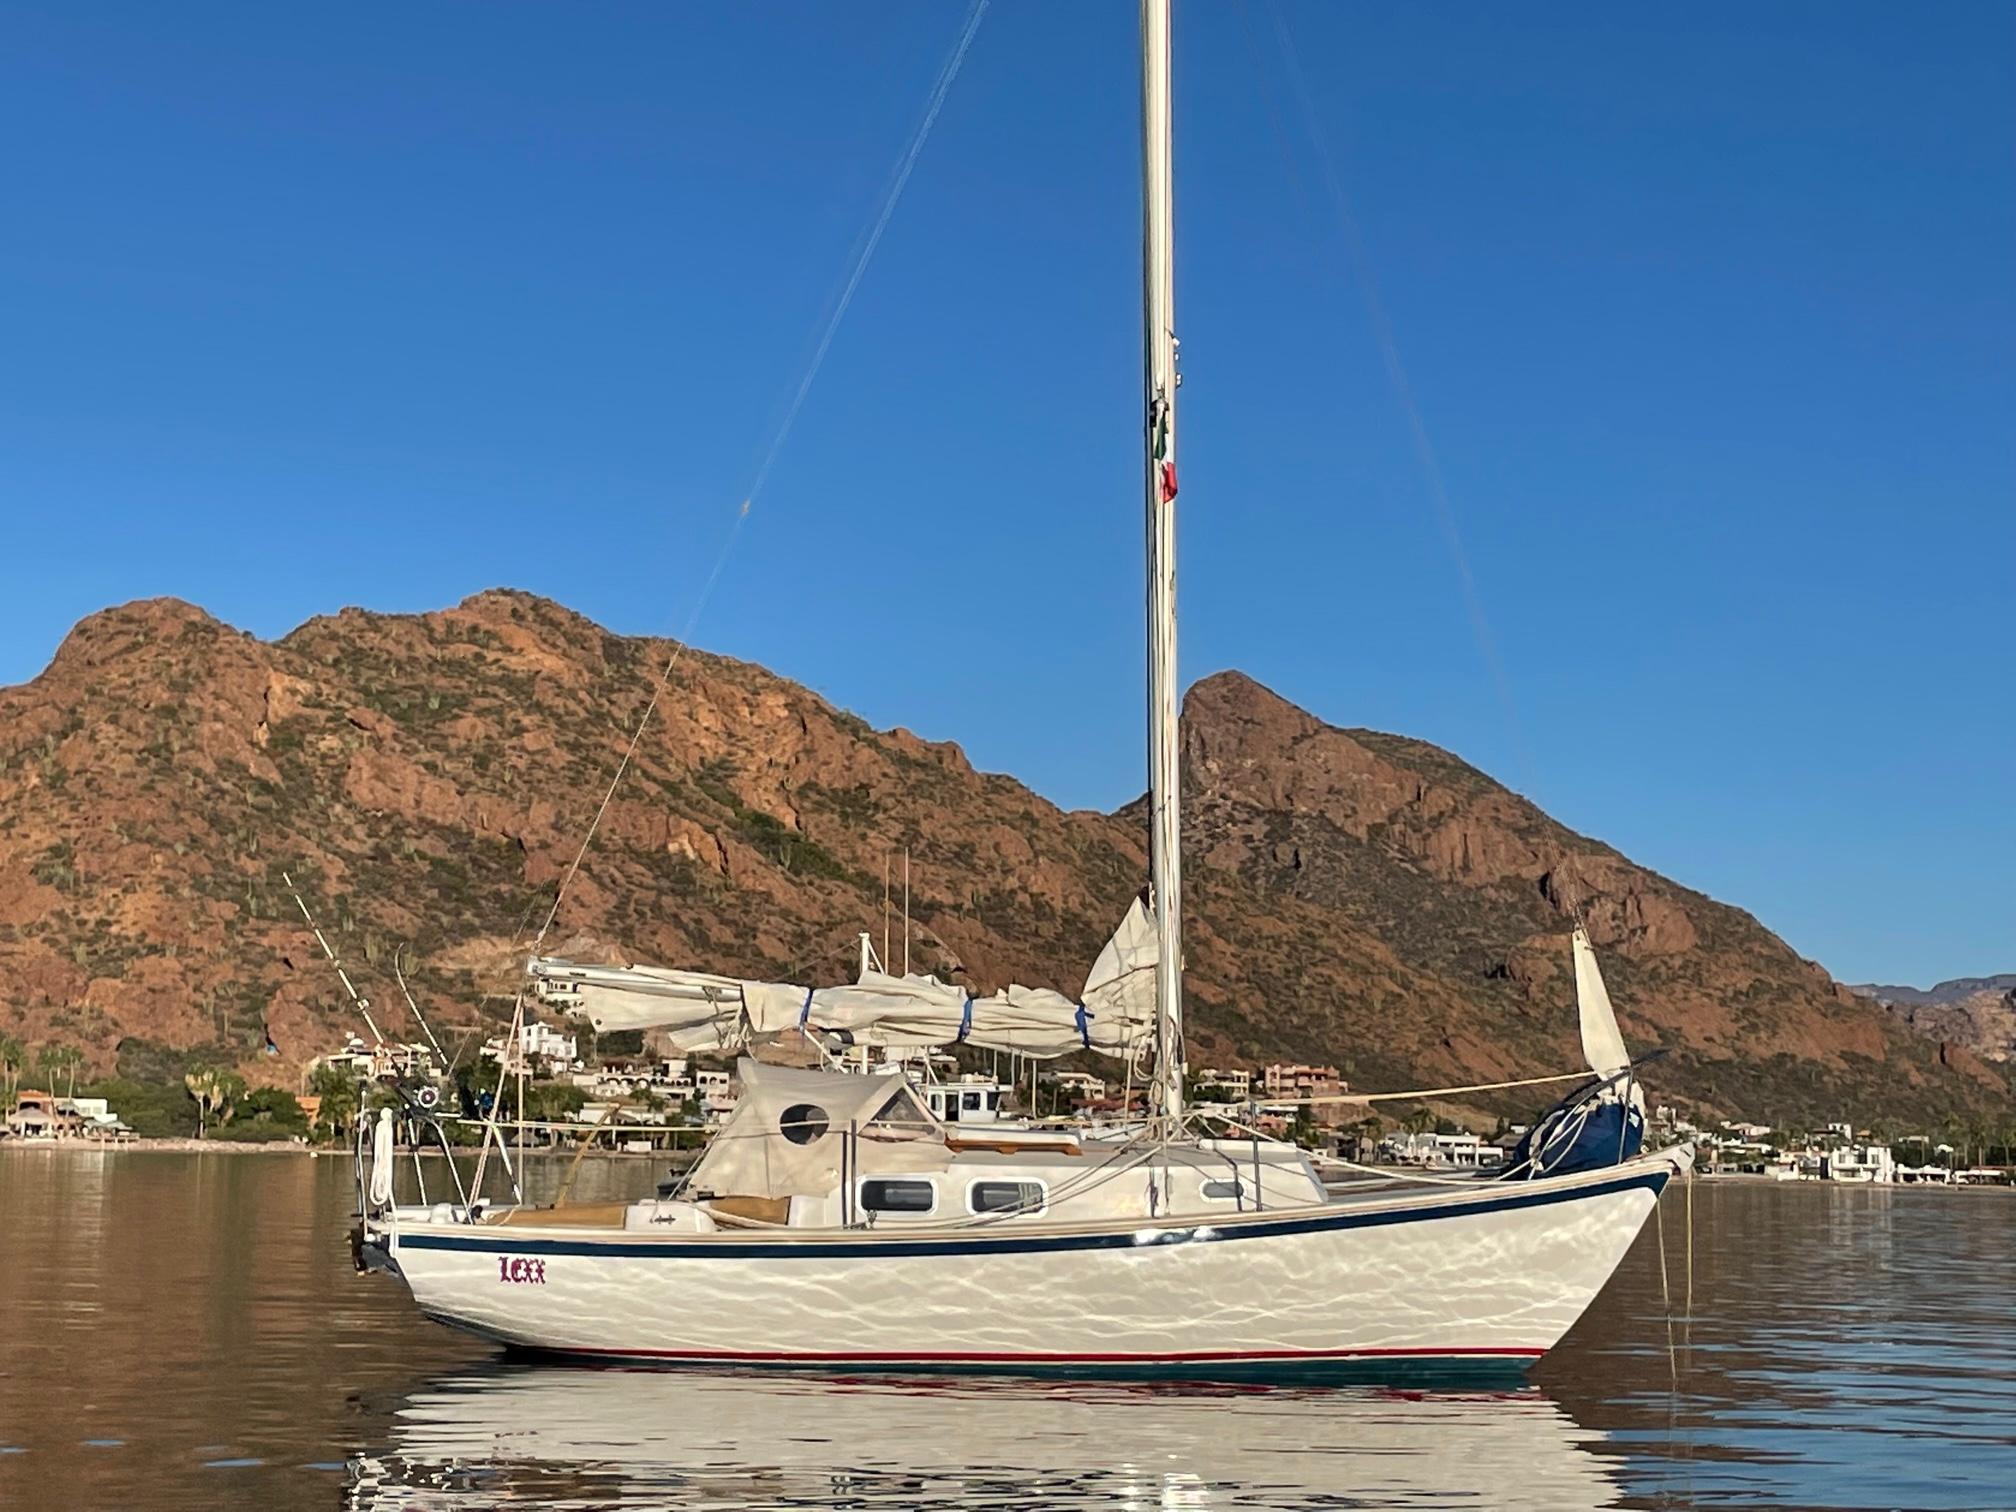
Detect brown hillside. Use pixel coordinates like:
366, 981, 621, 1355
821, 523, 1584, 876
0, 590, 2002, 1127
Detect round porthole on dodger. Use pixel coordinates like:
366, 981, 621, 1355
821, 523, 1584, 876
780, 1102, 829, 1145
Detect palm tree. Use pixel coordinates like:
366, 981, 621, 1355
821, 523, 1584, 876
184, 1066, 246, 1138
0, 1035, 24, 1103
307, 1063, 361, 1141
36, 1043, 82, 1098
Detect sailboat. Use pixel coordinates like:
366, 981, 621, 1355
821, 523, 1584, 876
356, 0, 1690, 1376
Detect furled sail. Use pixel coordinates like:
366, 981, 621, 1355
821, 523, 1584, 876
1570, 924, 1631, 1078
1082, 891, 1158, 1029
528, 897, 1158, 1061
522, 963, 796, 1050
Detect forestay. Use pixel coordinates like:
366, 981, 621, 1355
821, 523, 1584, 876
528, 897, 1158, 1060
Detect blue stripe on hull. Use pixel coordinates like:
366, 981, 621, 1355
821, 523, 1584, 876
493, 1347, 1546, 1387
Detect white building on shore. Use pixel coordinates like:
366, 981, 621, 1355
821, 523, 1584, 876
1816, 1144, 1896, 1184
1379, 1130, 1501, 1170
479, 1021, 581, 1077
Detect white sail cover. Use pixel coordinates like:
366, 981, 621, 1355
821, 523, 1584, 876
1570, 925, 1631, 1078
529, 897, 1159, 1061
524, 962, 797, 1051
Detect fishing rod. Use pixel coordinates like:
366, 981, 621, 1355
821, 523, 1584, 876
283, 871, 385, 1046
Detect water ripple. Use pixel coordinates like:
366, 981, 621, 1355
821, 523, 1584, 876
1, 1153, 2011, 1509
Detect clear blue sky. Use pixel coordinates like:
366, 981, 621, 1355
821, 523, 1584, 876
3, 2, 2009, 987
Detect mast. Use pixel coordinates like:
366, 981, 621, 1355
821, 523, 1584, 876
1141, 0, 1184, 1131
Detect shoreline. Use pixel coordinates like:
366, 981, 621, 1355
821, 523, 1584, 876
0, 1136, 686, 1160
0, 1136, 316, 1156
1694, 1169, 2014, 1194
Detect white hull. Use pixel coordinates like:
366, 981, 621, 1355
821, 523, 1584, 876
374, 1147, 1688, 1374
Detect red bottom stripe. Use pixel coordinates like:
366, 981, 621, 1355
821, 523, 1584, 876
545, 1345, 1545, 1365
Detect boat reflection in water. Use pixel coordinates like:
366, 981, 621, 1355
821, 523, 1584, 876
346, 1364, 1624, 1510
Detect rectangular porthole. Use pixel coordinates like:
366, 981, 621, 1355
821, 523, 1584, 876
968, 1180, 1046, 1216
859, 1178, 936, 1214
1201, 1178, 1244, 1201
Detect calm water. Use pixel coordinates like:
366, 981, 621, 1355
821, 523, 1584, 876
1, 1151, 2012, 1511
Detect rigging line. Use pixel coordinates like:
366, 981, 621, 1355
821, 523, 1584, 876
526, 0, 989, 958
391, 944, 448, 1065
744, 0, 989, 511
1216, 1125, 1519, 1189
469, 991, 527, 1207
495, 881, 557, 996
526, 509, 747, 955
1198, 1068, 1587, 1108
1656, 1199, 1678, 1384
1248, 1, 1536, 793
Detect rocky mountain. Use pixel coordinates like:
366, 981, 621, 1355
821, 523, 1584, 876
1850, 976, 2016, 1009
1849, 978, 2016, 1065
1, 590, 2005, 1127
